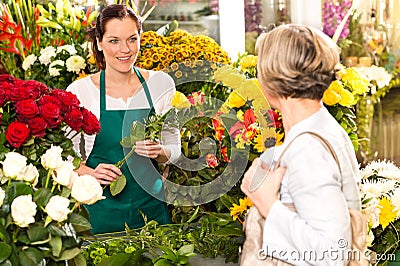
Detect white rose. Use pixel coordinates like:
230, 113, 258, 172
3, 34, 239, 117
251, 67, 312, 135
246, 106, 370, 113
11, 195, 37, 227
52, 161, 76, 188
45, 195, 71, 222
71, 175, 105, 205
16, 164, 39, 187
41, 145, 64, 170
2, 152, 27, 178
0, 169, 8, 184
0, 187, 5, 206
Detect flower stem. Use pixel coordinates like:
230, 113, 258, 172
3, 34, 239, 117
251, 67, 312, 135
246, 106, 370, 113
45, 170, 52, 188
115, 146, 136, 169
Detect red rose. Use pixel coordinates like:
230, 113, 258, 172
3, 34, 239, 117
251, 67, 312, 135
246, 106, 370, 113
6, 121, 30, 148
0, 74, 15, 82
64, 107, 83, 132
81, 108, 101, 135
0, 88, 6, 107
38, 95, 62, 106
28, 117, 48, 138
15, 99, 39, 119
39, 103, 61, 128
9, 84, 33, 101
51, 90, 80, 109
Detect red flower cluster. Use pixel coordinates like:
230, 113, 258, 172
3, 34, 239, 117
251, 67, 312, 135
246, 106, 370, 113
0, 74, 100, 148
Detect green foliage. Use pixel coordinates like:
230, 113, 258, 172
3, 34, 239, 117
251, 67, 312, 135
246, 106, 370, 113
83, 211, 243, 265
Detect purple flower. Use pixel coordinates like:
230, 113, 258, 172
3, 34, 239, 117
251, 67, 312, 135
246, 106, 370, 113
322, 0, 352, 41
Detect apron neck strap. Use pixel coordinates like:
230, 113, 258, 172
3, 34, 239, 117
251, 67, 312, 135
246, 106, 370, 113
99, 68, 155, 112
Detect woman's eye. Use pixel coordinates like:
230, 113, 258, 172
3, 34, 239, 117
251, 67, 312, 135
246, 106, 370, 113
129, 37, 137, 42
110, 39, 118, 44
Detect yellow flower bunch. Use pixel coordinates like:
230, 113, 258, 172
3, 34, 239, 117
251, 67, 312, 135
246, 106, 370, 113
212, 55, 283, 154
322, 66, 370, 107
136, 29, 231, 75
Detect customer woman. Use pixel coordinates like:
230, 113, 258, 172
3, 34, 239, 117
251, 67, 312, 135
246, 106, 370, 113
66, 4, 180, 234
241, 24, 362, 265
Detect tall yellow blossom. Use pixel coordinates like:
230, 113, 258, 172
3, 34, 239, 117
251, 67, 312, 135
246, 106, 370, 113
379, 197, 396, 229
171, 91, 191, 110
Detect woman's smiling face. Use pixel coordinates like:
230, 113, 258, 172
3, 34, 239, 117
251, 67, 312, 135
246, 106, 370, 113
98, 17, 140, 73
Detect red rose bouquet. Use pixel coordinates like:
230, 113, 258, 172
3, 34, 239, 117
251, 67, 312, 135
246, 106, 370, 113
0, 74, 102, 265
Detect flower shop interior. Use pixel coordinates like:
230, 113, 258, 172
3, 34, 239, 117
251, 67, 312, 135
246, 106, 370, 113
1, 0, 400, 265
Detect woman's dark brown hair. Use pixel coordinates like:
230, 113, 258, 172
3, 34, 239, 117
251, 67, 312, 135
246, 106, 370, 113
88, 4, 142, 70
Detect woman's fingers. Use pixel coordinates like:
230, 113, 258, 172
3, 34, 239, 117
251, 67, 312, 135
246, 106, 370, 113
93, 163, 122, 184
135, 140, 163, 158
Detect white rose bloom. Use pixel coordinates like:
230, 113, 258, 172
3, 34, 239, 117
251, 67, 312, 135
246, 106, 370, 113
39, 46, 57, 65
2, 152, 27, 178
21, 164, 39, 187
41, 145, 64, 170
0, 187, 5, 206
71, 175, 105, 205
57, 45, 77, 55
22, 54, 37, 70
45, 195, 71, 222
66, 55, 86, 74
52, 161, 76, 188
49, 60, 65, 77
11, 195, 37, 227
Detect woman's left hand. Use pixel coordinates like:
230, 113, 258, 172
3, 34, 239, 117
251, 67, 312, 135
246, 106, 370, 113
135, 140, 164, 159
241, 158, 286, 218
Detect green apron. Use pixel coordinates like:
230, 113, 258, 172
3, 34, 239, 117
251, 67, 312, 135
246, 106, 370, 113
85, 68, 170, 234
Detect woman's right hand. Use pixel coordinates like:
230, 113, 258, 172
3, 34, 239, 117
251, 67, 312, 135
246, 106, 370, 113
91, 163, 122, 185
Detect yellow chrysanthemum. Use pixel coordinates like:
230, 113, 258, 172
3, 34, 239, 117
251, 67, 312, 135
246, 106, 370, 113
171, 91, 191, 110
347, 78, 370, 95
227, 91, 246, 108
239, 55, 258, 71
378, 197, 396, 229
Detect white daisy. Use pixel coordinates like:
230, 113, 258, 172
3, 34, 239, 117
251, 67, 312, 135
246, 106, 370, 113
66, 55, 86, 74
22, 54, 37, 70
57, 45, 77, 55
39, 46, 57, 65
49, 60, 65, 77
360, 179, 397, 198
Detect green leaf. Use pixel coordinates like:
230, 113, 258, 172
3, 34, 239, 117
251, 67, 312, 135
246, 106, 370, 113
52, 247, 81, 262
125, 249, 153, 266
0, 243, 12, 263
97, 253, 130, 266
33, 187, 52, 207
154, 259, 174, 266
48, 224, 67, 237
19, 247, 44, 266
176, 244, 195, 256
27, 225, 49, 242
0, 222, 10, 242
68, 213, 92, 232
110, 175, 127, 196
212, 226, 244, 237
67, 253, 87, 266
6, 182, 32, 203
49, 235, 62, 257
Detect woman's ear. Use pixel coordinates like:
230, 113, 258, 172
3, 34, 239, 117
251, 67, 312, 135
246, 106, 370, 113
96, 38, 103, 52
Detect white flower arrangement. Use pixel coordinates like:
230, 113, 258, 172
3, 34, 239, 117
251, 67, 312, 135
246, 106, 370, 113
22, 43, 90, 89
355, 65, 392, 95
359, 160, 400, 259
